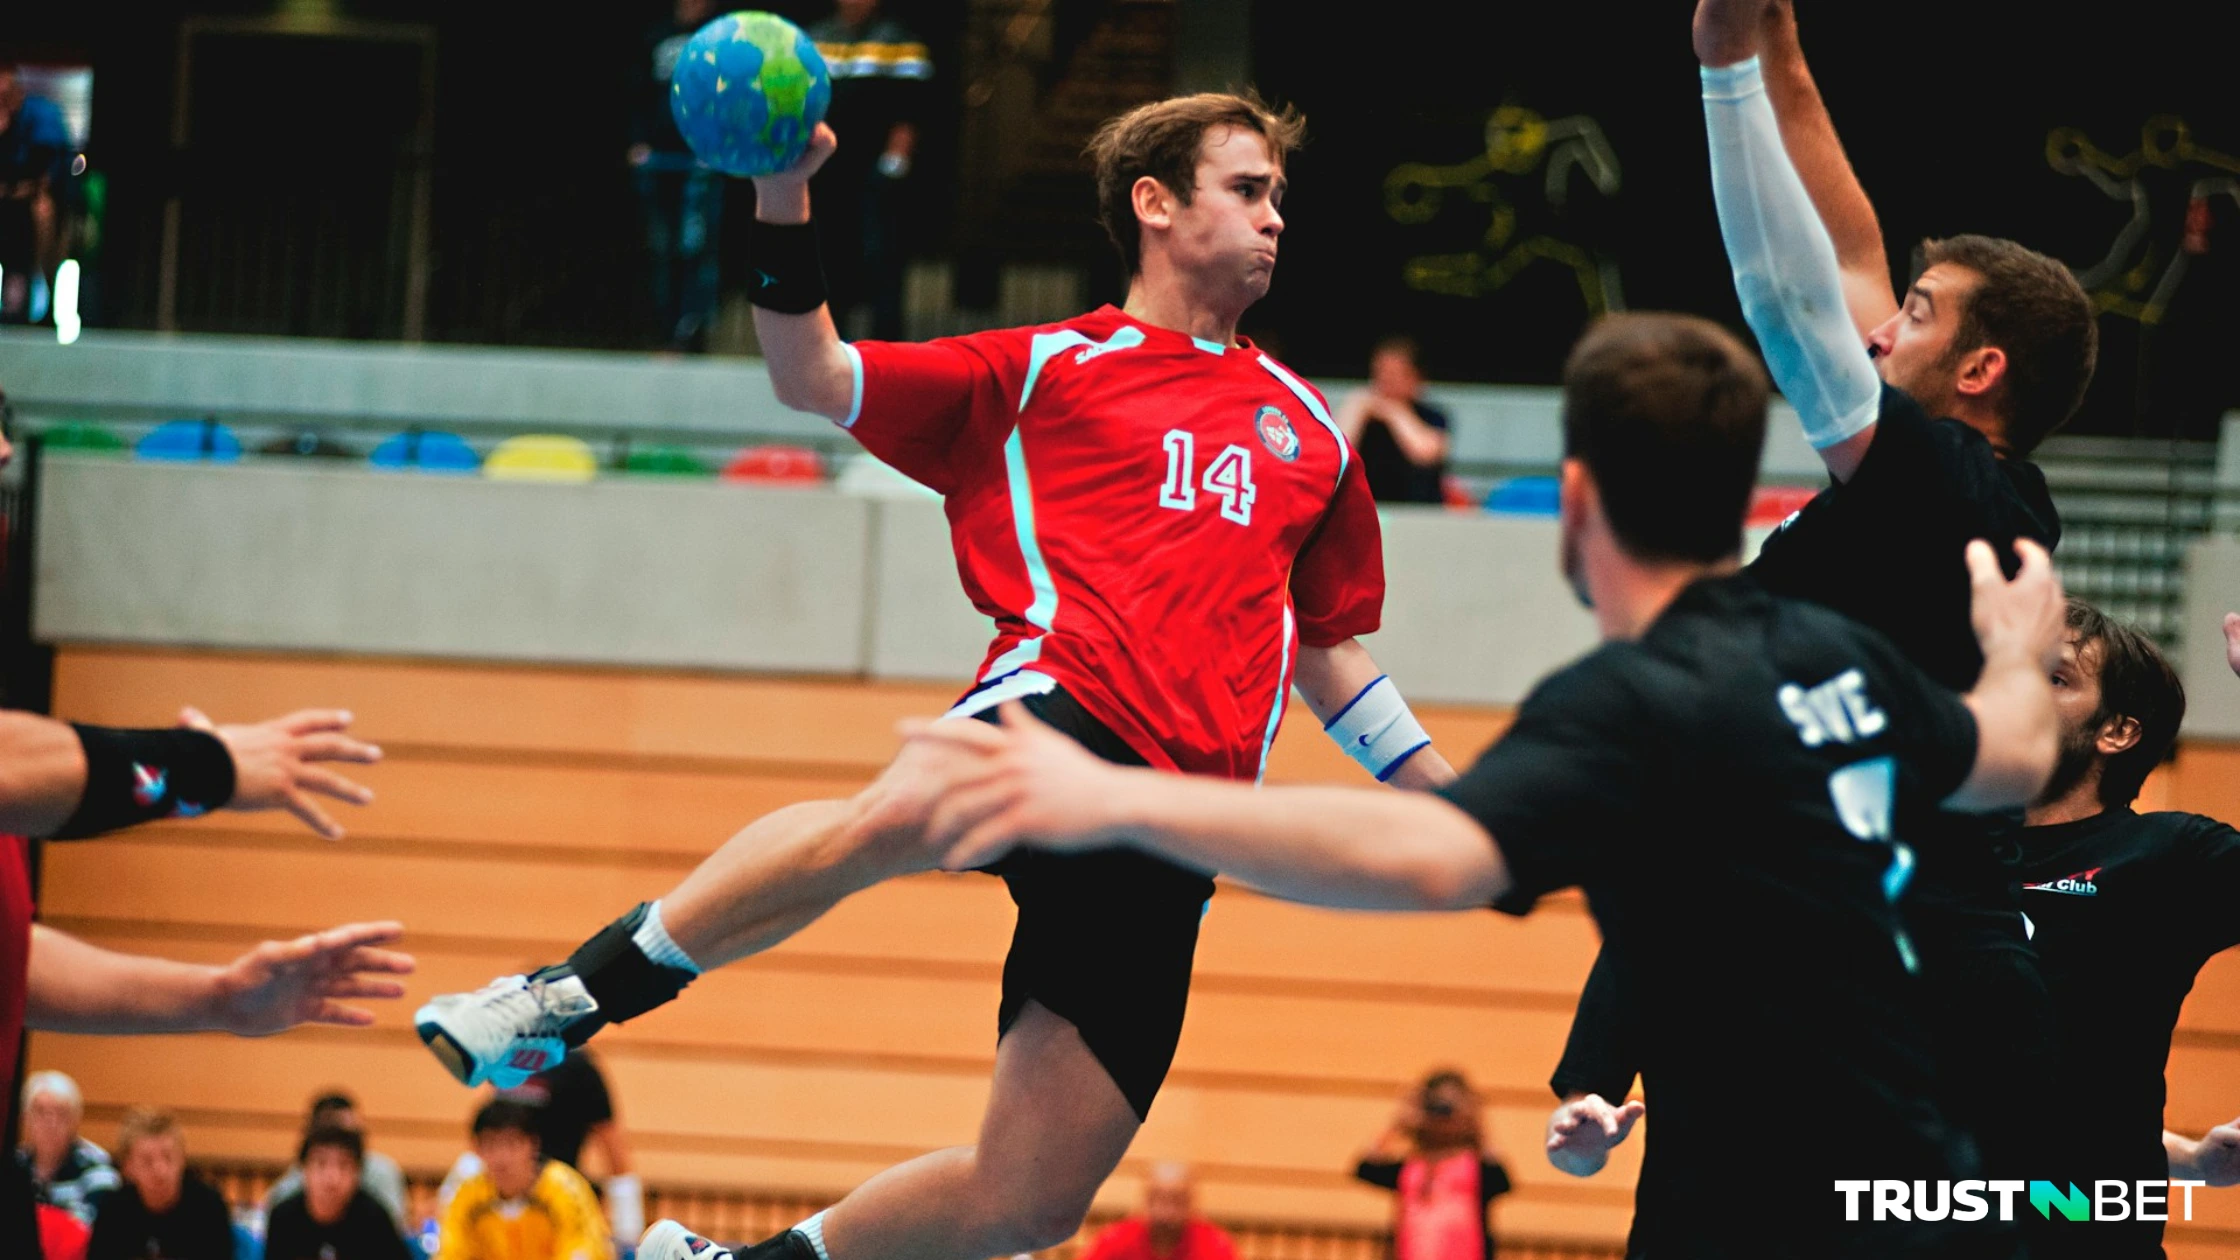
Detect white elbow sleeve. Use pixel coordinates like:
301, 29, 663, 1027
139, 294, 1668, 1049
1325, 675, 1432, 782
1702, 58, 1881, 450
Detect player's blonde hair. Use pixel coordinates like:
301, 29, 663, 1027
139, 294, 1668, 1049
1088, 91, 1306, 276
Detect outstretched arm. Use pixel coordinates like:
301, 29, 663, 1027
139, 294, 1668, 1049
1, 707, 379, 840
1696, 0, 1884, 482
26, 921, 413, 1036
1294, 639, 1456, 789
0, 712, 89, 836
918, 704, 1507, 911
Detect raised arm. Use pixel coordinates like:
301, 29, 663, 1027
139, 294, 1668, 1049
1293, 639, 1457, 789
1946, 539, 2063, 811
1696, 0, 1884, 481
749, 124, 858, 420
918, 704, 1507, 911
1757, 3, 1897, 334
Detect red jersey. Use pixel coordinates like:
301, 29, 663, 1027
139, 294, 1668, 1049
844, 306, 1384, 780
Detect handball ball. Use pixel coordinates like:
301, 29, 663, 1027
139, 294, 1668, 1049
669, 11, 832, 177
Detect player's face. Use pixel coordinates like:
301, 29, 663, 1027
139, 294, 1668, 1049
2039, 632, 2120, 806
1167, 128, 1286, 304
1866, 263, 1979, 416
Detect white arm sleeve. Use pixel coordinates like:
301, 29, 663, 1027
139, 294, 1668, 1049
1702, 57, 1882, 450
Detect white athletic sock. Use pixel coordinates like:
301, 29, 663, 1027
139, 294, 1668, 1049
630, 900, 703, 975
793, 1210, 833, 1260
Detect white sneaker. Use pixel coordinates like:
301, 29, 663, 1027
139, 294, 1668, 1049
415, 970, 599, 1087
640, 1220, 735, 1260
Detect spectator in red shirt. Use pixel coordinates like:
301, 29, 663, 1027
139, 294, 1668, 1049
1077, 1164, 1234, 1260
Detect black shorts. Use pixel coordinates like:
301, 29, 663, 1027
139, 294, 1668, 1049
965, 682, 1215, 1122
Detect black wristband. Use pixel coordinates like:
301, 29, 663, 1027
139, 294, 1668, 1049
56, 725, 237, 839
747, 220, 829, 314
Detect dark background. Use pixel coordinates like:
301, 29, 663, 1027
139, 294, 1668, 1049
5, 0, 2236, 439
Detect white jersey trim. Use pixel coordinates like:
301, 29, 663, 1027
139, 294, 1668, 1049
945, 670, 1059, 720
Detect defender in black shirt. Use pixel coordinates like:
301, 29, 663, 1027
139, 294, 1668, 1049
1543, 0, 2104, 1204
909, 314, 2066, 1258
2004, 602, 2240, 1257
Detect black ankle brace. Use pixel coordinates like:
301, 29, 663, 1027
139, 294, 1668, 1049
560, 902, 694, 1043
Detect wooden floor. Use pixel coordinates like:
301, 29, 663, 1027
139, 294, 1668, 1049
26, 646, 2240, 1256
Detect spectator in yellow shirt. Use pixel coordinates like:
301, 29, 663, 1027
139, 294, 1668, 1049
439, 1100, 613, 1260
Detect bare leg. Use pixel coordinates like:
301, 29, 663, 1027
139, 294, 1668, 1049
657, 799, 892, 969
658, 732, 970, 969
818, 1000, 1141, 1260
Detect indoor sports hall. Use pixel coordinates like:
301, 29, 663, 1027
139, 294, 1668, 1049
4, 3, 2238, 1259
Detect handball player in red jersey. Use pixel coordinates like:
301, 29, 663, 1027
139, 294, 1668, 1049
419, 91, 1457, 1260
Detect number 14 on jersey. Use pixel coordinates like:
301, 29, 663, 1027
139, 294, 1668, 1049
1160, 429, 1257, 526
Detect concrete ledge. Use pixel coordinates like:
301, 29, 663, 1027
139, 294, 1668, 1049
35, 458, 871, 673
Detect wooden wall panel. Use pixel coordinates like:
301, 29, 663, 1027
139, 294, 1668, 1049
29, 647, 2240, 1258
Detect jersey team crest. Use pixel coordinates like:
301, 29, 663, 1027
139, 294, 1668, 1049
1255, 405, 1301, 462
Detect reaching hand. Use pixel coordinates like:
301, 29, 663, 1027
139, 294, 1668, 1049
911, 703, 1136, 869
755, 123, 839, 193
2193, 1118, 2240, 1187
1964, 539, 2065, 676
183, 707, 381, 841
208, 921, 414, 1036
1693, 0, 1778, 65
1545, 1094, 1646, 1177
2223, 613, 2240, 680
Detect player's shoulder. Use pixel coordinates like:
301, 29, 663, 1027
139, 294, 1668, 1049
951, 307, 1136, 359
2136, 809, 2240, 853
1516, 639, 1661, 736
1252, 346, 1331, 404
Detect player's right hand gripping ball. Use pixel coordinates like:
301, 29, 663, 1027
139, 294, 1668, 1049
668, 11, 832, 177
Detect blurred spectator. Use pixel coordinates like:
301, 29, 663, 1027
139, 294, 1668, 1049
1077, 1163, 1235, 1260
437, 1099, 612, 1260
1354, 1070, 1512, 1260
0, 62, 69, 323
630, 0, 723, 352
502, 1049, 639, 1242
16, 1070, 121, 1227
86, 1107, 234, 1260
809, 0, 933, 340
263, 1091, 411, 1233
1336, 337, 1452, 505
263, 1126, 410, 1260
